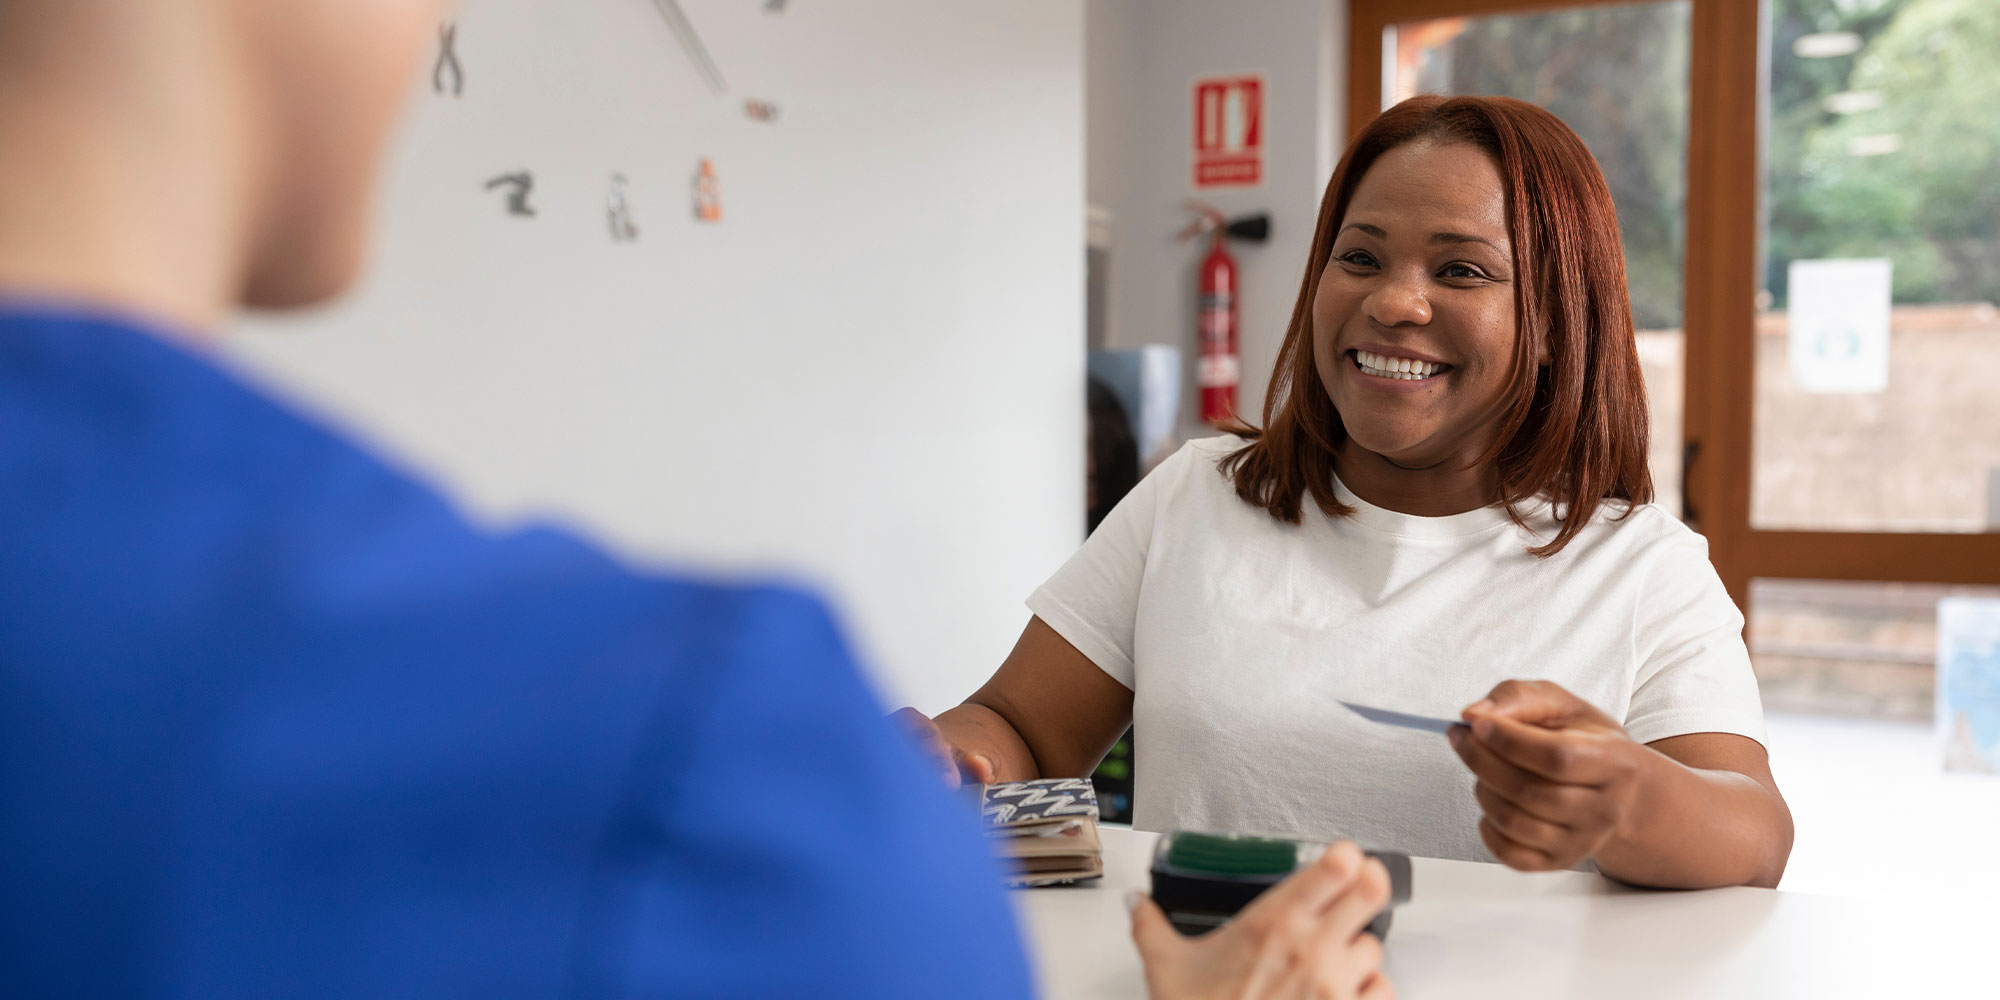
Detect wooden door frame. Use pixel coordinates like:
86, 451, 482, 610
1347, 0, 2000, 608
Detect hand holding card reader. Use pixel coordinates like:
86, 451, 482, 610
1149, 832, 1412, 939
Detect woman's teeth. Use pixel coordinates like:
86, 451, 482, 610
1354, 349, 1446, 381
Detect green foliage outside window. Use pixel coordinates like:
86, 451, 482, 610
1770, 0, 2000, 309
1420, 0, 1999, 321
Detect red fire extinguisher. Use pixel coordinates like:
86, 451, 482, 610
1180, 202, 1270, 426
1196, 231, 1239, 425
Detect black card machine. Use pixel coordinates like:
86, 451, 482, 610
1148, 832, 1413, 939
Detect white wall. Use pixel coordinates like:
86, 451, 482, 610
1088, 0, 1345, 437
226, 0, 1085, 714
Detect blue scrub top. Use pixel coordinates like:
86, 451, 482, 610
0, 307, 1034, 999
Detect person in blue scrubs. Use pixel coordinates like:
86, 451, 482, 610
0, 2, 1394, 998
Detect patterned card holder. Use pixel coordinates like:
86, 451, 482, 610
980, 777, 1099, 828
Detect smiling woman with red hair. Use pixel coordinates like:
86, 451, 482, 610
1227, 95, 1653, 557
905, 95, 1795, 892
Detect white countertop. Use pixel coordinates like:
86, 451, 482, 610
1016, 827, 1994, 999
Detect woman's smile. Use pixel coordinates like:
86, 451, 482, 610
1347, 346, 1455, 392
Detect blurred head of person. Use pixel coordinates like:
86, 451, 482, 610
0, 0, 453, 323
1224, 94, 1652, 556
1085, 376, 1139, 535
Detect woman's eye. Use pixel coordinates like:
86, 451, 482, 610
1439, 263, 1485, 280
1338, 250, 1379, 268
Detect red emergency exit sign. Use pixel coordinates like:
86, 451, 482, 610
1193, 75, 1264, 189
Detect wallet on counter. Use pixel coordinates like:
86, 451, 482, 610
979, 778, 1105, 887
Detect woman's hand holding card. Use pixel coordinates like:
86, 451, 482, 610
1448, 680, 1654, 873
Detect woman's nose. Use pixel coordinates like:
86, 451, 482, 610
1365, 273, 1432, 327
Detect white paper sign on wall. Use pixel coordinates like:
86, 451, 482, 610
1787, 258, 1891, 394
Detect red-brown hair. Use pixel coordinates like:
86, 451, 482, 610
1222, 95, 1653, 557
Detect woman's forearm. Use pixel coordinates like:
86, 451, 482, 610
1595, 752, 1794, 889
932, 701, 1043, 783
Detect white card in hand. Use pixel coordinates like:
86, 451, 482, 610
1340, 701, 1459, 735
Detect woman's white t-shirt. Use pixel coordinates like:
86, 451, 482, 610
1027, 435, 1766, 863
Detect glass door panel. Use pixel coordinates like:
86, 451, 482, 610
1757, 0, 2000, 533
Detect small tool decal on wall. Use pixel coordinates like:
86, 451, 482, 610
651, 0, 728, 95
743, 99, 780, 123
485, 171, 537, 217
434, 23, 464, 98
608, 173, 640, 242
764, 0, 789, 13
693, 159, 722, 222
